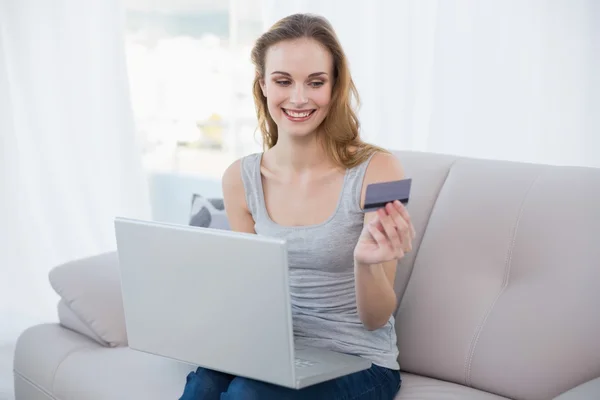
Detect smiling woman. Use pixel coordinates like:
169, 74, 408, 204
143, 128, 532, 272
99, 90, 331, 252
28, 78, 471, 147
179, 13, 413, 400
259, 39, 333, 137
249, 14, 387, 169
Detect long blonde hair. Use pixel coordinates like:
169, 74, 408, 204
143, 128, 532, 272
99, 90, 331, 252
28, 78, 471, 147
250, 13, 387, 168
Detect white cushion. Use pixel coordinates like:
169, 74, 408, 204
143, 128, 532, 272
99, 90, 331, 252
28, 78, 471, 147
48, 251, 127, 347
53, 343, 195, 400
57, 298, 107, 346
14, 323, 101, 398
396, 373, 509, 399
14, 323, 194, 400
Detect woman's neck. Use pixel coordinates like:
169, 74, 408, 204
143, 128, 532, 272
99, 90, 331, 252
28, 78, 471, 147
269, 133, 332, 173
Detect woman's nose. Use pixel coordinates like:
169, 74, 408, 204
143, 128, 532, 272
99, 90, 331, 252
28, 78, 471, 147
289, 85, 308, 105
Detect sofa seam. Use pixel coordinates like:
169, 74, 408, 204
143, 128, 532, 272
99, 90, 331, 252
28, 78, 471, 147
49, 344, 98, 395
395, 157, 460, 316
13, 368, 61, 400
464, 172, 541, 386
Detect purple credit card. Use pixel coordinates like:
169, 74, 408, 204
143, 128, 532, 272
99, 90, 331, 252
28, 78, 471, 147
362, 178, 412, 213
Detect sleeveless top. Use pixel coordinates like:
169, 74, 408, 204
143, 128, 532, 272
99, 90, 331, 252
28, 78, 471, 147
240, 152, 400, 370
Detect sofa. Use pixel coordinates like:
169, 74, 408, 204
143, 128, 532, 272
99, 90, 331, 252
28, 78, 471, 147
13, 150, 600, 399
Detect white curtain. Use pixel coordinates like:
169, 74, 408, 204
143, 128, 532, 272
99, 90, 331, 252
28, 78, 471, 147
0, 0, 151, 344
261, 0, 600, 168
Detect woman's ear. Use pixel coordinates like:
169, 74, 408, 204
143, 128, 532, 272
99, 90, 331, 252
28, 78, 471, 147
257, 72, 267, 97
259, 79, 267, 97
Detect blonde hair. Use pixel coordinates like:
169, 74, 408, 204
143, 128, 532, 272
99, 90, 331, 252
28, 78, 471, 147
250, 13, 387, 168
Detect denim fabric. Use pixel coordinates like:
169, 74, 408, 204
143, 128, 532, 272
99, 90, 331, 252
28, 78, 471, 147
179, 364, 401, 400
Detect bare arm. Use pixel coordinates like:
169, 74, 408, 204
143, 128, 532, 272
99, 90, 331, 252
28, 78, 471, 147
354, 152, 411, 331
222, 159, 256, 234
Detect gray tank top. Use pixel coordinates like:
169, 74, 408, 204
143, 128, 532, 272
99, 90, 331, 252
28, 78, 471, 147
240, 152, 400, 370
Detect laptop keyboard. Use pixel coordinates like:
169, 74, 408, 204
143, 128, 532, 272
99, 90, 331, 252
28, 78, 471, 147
294, 358, 317, 368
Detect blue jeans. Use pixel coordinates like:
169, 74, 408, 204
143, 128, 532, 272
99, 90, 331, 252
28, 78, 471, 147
179, 364, 401, 400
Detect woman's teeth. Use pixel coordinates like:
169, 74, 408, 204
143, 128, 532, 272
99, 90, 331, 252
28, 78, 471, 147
284, 109, 314, 118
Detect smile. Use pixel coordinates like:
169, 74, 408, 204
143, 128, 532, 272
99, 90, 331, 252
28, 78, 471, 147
282, 108, 316, 121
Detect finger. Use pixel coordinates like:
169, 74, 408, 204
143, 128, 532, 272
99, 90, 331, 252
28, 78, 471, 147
378, 208, 403, 251
386, 203, 413, 253
393, 200, 416, 238
371, 217, 406, 260
368, 214, 385, 234
402, 237, 413, 253
386, 203, 409, 235
368, 221, 390, 248
386, 203, 410, 245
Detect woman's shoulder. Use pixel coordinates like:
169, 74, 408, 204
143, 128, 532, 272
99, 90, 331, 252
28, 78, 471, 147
365, 151, 404, 176
221, 153, 263, 228
358, 150, 406, 209
221, 152, 263, 191
347, 145, 404, 179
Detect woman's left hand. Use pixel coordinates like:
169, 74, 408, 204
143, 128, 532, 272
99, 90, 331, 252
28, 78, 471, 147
353, 200, 416, 266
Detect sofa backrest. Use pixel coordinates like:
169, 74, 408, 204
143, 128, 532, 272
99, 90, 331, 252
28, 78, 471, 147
389, 151, 460, 308
393, 150, 600, 400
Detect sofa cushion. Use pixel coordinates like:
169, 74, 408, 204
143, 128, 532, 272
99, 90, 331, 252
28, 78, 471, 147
57, 298, 108, 346
52, 343, 195, 400
395, 157, 600, 400
189, 194, 230, 230
13, 323, 101, 398
396, 373, 509, 399
13, 323, 195, 400
48, 251, 127, 347
15, 326, 509, 400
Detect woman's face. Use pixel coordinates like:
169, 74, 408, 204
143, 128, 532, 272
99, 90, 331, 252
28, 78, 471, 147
260, 38, 333, 139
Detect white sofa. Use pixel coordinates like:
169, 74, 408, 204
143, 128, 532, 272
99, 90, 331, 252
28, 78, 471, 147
13, 150, 600, 399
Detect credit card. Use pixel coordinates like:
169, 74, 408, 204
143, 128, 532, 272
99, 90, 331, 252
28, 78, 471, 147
362, 178, 412, 213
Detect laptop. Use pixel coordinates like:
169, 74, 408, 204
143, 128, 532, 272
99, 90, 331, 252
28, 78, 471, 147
114, 217, 372, 390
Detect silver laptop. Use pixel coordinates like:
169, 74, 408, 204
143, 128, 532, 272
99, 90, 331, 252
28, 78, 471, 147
114, 217, 371, 389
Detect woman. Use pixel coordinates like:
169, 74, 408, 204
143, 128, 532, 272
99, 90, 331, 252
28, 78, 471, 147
180, 13, 415, 400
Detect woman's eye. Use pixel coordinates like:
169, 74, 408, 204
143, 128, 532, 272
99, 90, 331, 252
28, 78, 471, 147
276, 80, 291, 86
310, 81, 324, 88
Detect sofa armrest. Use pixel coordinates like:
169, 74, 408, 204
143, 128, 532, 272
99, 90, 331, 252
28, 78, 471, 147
553, 377, 600, 400
49, 251, 127, 347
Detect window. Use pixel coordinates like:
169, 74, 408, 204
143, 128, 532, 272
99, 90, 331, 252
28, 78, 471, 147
123, 0, 264, 180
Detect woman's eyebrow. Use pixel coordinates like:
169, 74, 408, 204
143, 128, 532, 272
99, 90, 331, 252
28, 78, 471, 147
270, 71, 328, 78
